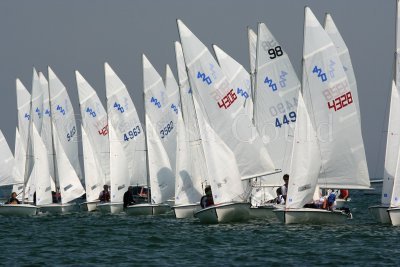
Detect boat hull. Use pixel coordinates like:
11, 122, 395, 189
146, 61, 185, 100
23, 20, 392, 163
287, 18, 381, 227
172, 203, 201, 219
97, 202, 123, 214
79, 201, 99, 212
126, 204, 171, 216
335, 199, 350, 208
368, 205, 391, 224
0, 204, 37, 216
387, 207, 400, 226
194, 202, 251, 224
249, 205, 276, 219
39, 203, 77, 214
274, 208, 351, 224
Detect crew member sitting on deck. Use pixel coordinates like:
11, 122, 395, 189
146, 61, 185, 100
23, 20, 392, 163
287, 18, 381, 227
6, 192, 20, 204
99, 185, 110, 202
200, 185, 214, 208
338, 189, 349, 200
123, 186, 136, 208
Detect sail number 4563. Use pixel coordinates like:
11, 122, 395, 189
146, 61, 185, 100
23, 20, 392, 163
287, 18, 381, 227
327, 92, 353, 112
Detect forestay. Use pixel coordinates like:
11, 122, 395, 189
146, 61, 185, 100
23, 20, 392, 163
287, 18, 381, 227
48, 67, 82, 180
177, 20, 276, 181
76, 71, 110, 186
174, 41, 207, 205
143, 55, 177, 204
254, 22, 301, 186
286, 92, 321, 209
105, 63, 147, 187
302, 7, 369, 189
81, 125, 103, 202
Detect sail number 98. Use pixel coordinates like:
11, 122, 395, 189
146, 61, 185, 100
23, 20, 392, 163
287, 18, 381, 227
268, 46, 283, 59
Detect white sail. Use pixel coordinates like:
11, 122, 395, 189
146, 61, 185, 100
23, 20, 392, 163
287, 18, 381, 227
397, 0, 400, 87
32, 125, 52, 206
213, 45, 253, 122
16, 79, 31, 150
38, 72, 55, 184
48, 67, 82, 180
143, 55, 176, 204
108, 121, 129, 203
105, 63, 147, 186
76, 71, 109, 186
254, 22, 301, 186
383, 81, 400, 205
53, 127, 85, 204
177, 20, 254, 203
31, 68, 44, 134
286, 92, 321, 209
12, 128, 25, 198
248, 27, 257, 76
0, 130, 17, 186
177, 20, 276, 181
302, 7, 369, 189
81, 125, 103, 202
174, 41, 207, 205
324, 13, 361, 122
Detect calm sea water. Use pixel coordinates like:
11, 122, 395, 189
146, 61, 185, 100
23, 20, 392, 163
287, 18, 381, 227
0, 190, 399, 266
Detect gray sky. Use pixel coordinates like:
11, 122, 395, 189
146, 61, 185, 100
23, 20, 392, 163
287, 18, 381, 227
0, 0, 394, 178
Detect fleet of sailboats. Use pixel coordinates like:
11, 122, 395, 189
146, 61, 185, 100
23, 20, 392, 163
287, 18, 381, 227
0, 5, 396, 225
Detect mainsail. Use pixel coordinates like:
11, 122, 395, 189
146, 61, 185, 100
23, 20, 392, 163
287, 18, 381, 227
302, 7, 369, 189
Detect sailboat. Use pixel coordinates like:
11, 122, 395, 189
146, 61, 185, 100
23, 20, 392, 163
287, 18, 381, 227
275, 7, 369, 224
0, 129, 36, 216
76, 71, 110, 211
127, 55, 177, 216
177, 20, 277, 223
102, 63, 147, 214
324, 13, 364, 208
249, 22, 301, 217
171, 42, 206, 218
372, 0, 400, 224
38, 67, 85, 214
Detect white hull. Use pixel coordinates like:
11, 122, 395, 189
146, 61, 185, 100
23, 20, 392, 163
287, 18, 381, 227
368, 205, 391, 224
194, 202, 251, 224
79, 201, 99, 212
387, 207, 400, 226
0, 204, 37, 216
335, 199, 350, 208
249, 204, 277, 219
39, 203, 77, 214
172, 203, 201, 219
126, 203, 171, 216
274, 208, 351, 224
97, 202, 124, 214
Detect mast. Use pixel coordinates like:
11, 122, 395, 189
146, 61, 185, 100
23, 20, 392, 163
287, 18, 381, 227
142, 55, 151, 204
21, 82, 34, 204
47, 67, 60, 197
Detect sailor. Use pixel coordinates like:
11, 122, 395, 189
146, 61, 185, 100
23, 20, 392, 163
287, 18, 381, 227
6, 192, 20, 205
280, 174, 289, 202
200, 185, 214, 208
99, 185, 110, 202
123, 186, 136, 208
